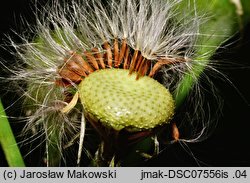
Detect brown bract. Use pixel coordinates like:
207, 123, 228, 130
57, 38, 189, 86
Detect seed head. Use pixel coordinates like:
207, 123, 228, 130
2, 0, 210, 165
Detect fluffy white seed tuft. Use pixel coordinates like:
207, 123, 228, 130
0, 0, 224, 165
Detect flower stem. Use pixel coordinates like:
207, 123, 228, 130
0, 99, 25, 167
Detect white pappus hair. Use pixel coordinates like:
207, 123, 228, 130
1, 0, 223, 166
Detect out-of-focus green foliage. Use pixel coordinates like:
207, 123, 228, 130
174, 0, 250, 107
240, 0, 250, 26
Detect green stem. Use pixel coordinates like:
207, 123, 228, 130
121, 137, 154, 166
0, 99, 25, 167
174, 0, 239, 107
46, 118, 61, 167
174, 61, 206, 108
47, 136, 61, 166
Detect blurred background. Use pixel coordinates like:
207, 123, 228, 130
0, 0, 250, 166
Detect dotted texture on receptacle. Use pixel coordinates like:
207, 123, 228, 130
78, 69, 175, 131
